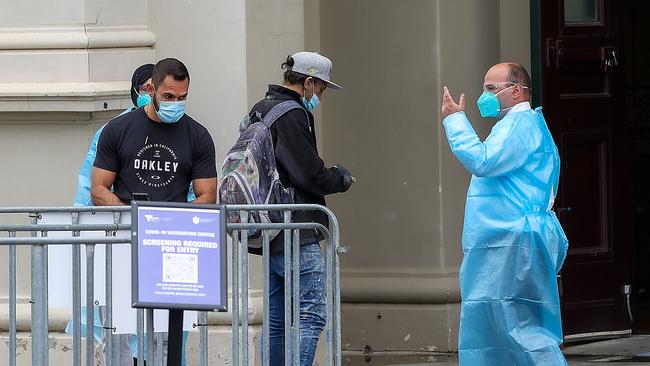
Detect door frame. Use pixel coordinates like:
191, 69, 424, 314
530, 0, 543, 109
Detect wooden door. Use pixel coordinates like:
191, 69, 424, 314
540, 0, 633, 336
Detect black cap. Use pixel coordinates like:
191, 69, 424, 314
130, 64, 155, 106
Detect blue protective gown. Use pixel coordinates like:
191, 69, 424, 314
443, 103, 569, 365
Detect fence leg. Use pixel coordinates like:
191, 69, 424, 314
240, 211, 249, 366
104, 212, 120, 366
328, 213, 343, 366
86, 244, 96, 366
31, 244, 47, 366
326, 237, 335, 366
44, 239, 49, 366
283, 211, 292, 366
8, 231, 17, 366
31, 211, 48, 366
291, 230, 301, 366
262, 231, 270, 366
137, 309, 145, 365
71, 212, 82, 366
334, 239, 342, 366
199, 311, 208, 366
232, 229, 240, 366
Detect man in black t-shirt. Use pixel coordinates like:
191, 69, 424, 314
92, 58, 217, 205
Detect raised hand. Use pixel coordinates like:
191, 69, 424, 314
441, 86, 465, 120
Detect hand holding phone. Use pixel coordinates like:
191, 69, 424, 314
131, 192, 150, 201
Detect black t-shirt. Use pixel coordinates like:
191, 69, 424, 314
94, 107, 217, 203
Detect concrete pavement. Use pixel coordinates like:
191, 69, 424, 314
340, 335, 650, 365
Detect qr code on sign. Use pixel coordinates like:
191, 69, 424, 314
162, 253, 198, 284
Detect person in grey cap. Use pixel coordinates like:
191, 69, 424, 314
246, 51, 355, 365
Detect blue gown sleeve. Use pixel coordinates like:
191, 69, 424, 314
73, 126, 105, 206
442, 111, 536, 177
74, 108, 134, 206
187, 182, 196, 203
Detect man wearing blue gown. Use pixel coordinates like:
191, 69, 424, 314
441, 62, 569, 365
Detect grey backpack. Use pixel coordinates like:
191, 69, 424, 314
218, 100, 306, 247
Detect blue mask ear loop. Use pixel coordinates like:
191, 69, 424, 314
151, 87, 160, 113
494, 83, 518, 113
302, 78, 316, 110
144, 87, 163, 120
134, 83, 151, 98
499, 83, 531, 113
135, 88, 148, 96
306, 77, 315, 101
134, 88, 147, 104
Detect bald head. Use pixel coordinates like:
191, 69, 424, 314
485, 63, 510, 83
486, 63, 531, 85
479, 62, 532, 120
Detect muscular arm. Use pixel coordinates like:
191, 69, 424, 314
91, 167, 125, 206
191, 177, 217, 204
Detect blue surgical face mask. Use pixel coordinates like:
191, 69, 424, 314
477, 84, 523, 118
302, 79, 321, 111
476, 90, 501, 118
155, 100, 186, 124
302, 93, 320, 112
135, 90, 152, 108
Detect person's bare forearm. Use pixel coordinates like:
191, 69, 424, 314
91, 186, 126, 206
191, 192, 216, 204
191, 178, 217, 204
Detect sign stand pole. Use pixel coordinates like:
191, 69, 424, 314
167, 309, 184, 366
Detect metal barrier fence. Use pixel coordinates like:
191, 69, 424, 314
0, 204, 344, 366
228, 204, 344, 366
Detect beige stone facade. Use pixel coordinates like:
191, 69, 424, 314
0, 0, 531, 363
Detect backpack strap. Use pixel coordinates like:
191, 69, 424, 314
260, 100, 310, 224
262, 100, 308, 128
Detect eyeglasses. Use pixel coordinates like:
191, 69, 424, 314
483, 81, 516, 92
483, 81, 529, 93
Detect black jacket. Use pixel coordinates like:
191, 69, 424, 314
248, 85, 348, 254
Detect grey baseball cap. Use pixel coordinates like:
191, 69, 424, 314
290, 51, 343, 90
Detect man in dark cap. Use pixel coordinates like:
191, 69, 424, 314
68, 63, 156, 365
74, 63, 155, 206
130, 63, 155, 110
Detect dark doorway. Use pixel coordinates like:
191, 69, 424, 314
625, 0, 650, 334
538, 0, 650, 338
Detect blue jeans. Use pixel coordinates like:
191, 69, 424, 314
268, 243, 327, 366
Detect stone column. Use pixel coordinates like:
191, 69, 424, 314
319, 0, 530, 356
